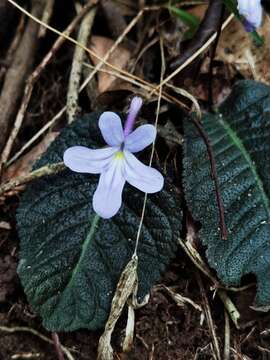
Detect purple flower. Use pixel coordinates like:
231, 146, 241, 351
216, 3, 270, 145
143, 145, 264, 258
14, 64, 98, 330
63, 97, 164, 219
238, 0, 262, 31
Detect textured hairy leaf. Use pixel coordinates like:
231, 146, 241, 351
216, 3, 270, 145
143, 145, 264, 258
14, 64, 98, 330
183, 80, 270, 306
17, 113, 182, 331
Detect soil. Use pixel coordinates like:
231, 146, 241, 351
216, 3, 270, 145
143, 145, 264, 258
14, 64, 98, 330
1, 229, 270, 360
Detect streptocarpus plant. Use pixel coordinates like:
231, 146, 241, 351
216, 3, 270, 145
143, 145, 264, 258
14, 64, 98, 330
16, 97, 182, 331
17, 81, 270, 334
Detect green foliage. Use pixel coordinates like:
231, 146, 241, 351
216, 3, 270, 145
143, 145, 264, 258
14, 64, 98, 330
168, 5, 199, 28
168, 5, 199, 38
17, 112, 182, 332
183, 80, 270, 306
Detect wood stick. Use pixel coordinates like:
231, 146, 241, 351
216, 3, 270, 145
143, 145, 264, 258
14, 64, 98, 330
0, 162, 65, 196
0, 0, 45, 153
0, 0, 97, 170
67, 4, 97, 123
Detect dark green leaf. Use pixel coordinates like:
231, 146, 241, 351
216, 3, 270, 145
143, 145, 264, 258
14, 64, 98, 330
168, 5, 200, 29
183, 80, 270, 306
17, 112, 182, 331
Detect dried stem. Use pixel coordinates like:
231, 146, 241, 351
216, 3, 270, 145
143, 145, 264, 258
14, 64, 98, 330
217, 290, 240, 329
81, 8, 144, 92
0, 0, 45, 153
179, 237, 241, 328
0, 13, 25, 82
0, 326, 75, 360
6, 108, 66, 167
196, 272, 221, 360
224, 310, 231, 360
39, 0, 55, 38
5, 11, 194, 167
178, 238, 220, 287
0, 162, 65, 196
67, 4, 97, 123
134, 37, 165, 256
0, 0, 97, 170
149, 14, 234, 96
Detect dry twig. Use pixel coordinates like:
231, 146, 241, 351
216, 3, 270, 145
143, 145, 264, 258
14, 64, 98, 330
5, 0, 200, 176
150, 14, 234, 96
134, 37, 166, 255
224, 310, 231, 360
0, 0, 97, 170
0, 162, 65, 196
67, 4, 97, 123
0, 13, 25, 82
0, 0, 45, 153
179, 237, 241, 328
196, 273, 221, 360
39, 0, 55, 38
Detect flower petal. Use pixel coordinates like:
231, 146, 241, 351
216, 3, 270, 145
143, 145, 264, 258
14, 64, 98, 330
124, 124, 156, 153
63, 146, 117, 174
99, 112, 124, 146
238, 0, 262, 29
124, 151, 164, 193
93, 159, 125, 218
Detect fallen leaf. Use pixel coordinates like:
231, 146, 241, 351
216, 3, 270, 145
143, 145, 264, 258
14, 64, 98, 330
88, 35, 131, 93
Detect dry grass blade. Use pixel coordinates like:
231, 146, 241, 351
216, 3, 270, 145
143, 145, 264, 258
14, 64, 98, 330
0, 0, 44, 156
134, 37, 166, 255
1, 0, 97, 169
6, 0, 152, 95
6, 107, 66, 167
196, 273, 221, 360
179, 238, 240, 329
165, 83, 201, 119
6, 0, 181, 167
82, 8, 144, 90
150, 14, 234, 96
156, 284, 203, 313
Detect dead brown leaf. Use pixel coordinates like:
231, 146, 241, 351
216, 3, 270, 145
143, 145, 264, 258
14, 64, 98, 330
88, 35, 131, 93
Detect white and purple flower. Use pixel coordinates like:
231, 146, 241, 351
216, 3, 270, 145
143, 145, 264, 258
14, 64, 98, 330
63, 97, 164, 219
238, 0, 262, 32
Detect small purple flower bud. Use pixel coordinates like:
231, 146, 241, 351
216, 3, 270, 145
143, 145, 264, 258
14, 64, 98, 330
243, 19, 256, 33
123, 97, 143, 137
238, 0, 262, 31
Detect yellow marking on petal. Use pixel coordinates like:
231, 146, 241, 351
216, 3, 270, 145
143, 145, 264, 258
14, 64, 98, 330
114, 151, 124, 160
